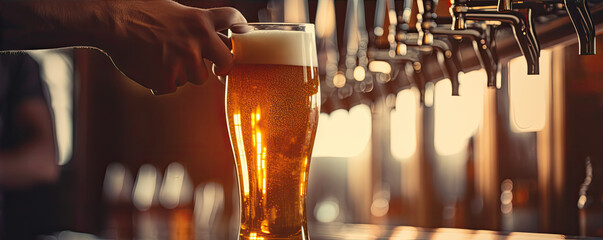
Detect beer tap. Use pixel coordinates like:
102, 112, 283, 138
493, 0, 595, 54
398, 0, 462, 95
430, 24, 499, 87
564, 0, 596, 54
450, 2, 541, 74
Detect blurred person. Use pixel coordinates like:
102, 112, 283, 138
0, 53, 59, 239
1, 0, 247, 94
0, 54, 57, 188
0, 1, 247, 238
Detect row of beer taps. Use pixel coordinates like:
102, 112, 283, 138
322, 0, 597, 106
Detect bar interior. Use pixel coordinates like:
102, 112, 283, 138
1, 0, 603, 239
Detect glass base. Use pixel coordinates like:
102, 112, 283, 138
239, 236, 309, 240
239, 229, 310, 240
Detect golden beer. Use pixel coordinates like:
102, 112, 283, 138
226, 24, 320, 240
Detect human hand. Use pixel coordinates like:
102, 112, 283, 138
97, 1, 246, 95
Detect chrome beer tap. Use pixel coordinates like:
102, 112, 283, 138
395, 0, 463, 96
450, 2, 541, 74
494, 0, 595, 54
430, 24, 500, 87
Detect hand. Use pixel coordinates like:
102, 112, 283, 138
97, 1, 246, 94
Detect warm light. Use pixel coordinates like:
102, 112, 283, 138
284, 0, 309, 23
368, 61, 392, 74
500, 179, 513, 215
578, 195, 587, 208
233, 114, 250, 196
391, 88, 418, 160
431, 228, 474, 240
374, 26, 384, 36
434, 71, 487, 156
133, 164, 159, 211
509, 50, 552, 132
370, 198, 389, 217
315, 0, 336, 38
103, 162, 132, 203
312, 105, 372, 158
507, 232, 565, 240
333, 72, 346, 88
300, 158, 308, 196
314, 198, 340, 223
194, 182, 224, 230
473, 230, 498, 240
159, 162, 191, 209
397, 43, 407, 55
390, 226, 419, 240
29, 50, 73, 165
388, 9, 398, 25
424, 82, 435, 107
354, 66, 366, 81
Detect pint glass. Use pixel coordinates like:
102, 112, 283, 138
225, 23, 320, 240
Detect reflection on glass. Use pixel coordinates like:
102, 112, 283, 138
233, 113, 250, 196
194, 182, 225, 240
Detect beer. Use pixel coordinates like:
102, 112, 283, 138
226, 25, 320, 240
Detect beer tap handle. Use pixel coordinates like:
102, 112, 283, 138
478, 26, 499, 87
519, 8, 540, 55
564, 0, 596, 54
433, 39, 461, 95
431, 26, 500, 87
465, 10, 540, 74
446, 36, 465, 73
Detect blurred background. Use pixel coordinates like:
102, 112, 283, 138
2, 0, 603, 239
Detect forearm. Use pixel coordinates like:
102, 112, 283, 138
0, 0, 115, 50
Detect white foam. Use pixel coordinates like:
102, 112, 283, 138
231, 29, 318, 67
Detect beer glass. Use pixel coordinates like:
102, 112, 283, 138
225, 23, 320, 240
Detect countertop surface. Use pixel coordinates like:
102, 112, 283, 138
310, 223, 602, 240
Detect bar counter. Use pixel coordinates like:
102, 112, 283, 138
311, 223, 603, 240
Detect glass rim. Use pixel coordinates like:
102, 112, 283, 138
230, 22, 315, 34
231, 22, 315, 27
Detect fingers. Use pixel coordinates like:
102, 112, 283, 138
203, 31, 233, 76
218, 32, 232, 49
153, 57, 183, 95
206, 7, 247, 31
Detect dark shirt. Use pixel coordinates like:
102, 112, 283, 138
0, 53, 46, 150
0, 53, 53, 240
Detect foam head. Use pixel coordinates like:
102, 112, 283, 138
231, 26, 318, 68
